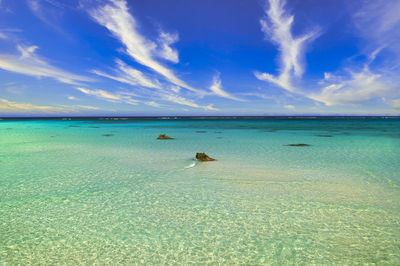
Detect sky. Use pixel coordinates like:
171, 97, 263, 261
0, 0, 400, 116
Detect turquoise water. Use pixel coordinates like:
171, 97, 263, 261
0, 118, 399, 264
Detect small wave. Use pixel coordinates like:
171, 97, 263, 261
184, 162, 196, 169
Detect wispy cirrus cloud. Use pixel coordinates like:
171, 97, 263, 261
67, 96, 78, 101
26, 0, 68, 35
255, 0, 318, 93
209, 74, 243, 101
0, 98, 103, 113
92, 59, 160, 89
0, 45, 93, 85
91, 59, 217, 109
392, 99, 400, 109
60, 104, 101, 110
308, 0, 400, 108
310, 66, 393, 106
254, 0, 399, 111
353, 0, 400, 58
162, 93, 217, 111
0, 98, 69, 112
75, 87, 166, 108
75, 87, 138, 104
156, 31, 179, 63
284, 104, 295, 110
89, 0, 202, 94
75, 85, 215, 110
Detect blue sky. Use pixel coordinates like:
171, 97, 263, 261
0, 0, 399, 116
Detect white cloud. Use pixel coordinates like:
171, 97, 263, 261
26, 0, 66, 34
0, 98, 69, 113
284, 104, 295, 109
92, 59, 160, 88
162, 94, 218, 111
76, 87, 124, 101
144, 101, 161, 107
255, 0, 318, 92
72, 105, 100, 110
309, 68, 392, 106
0, 32, 7, 39
353, 0, 400, 58
67, 96, 78, 100
391, 99, 400, 109
239, 92, 276, 101
75, 87, 148, 106
0, 98, 104, 113
209, 74, 243, 101
0, 45, 93, 85
18, 45, 38, 58
253, 0, 399, 110
306, 0, 400, 108
89, 0, 202, 93
170, 85, 181, 93
156, 31, 179, 63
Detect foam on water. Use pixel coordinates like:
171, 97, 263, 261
0, 118, 399, 264
184, 161, 197, 169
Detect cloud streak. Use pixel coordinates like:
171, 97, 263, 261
156, 31, 179, 63
92, 59, 160, 89
310, 67, 393, 106
75, 87, 140, 106
0, 98, 69, 112
162, 93, 218, 111
0, 45, 93, 85
392, 99, 400, 109
89, 0, 202, 93
209, 74, 243, 101
255, 0, 317, 92
353, 0, 400, 58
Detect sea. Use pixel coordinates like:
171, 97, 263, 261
0, 117, 399, 264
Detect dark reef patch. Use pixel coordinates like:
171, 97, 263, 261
286, 144, 311, 147
157, 134, 174, 139
102, 134, 114, 137
196, 153, 215, 161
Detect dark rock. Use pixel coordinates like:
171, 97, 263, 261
195, 131, 207, 133
89, 126, 100, 128
68, 125, 80, 127
286, 144, 311, 147
316, 134, 333, 137
157, 134, 174, 140
102, 134, 114, 137
196, 152, 215, 161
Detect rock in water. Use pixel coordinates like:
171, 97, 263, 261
196, 152, 215, 161
157, 134, 174, 140
286, 143, 311, 147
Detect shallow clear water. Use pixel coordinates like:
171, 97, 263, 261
0, 118, 399, 264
